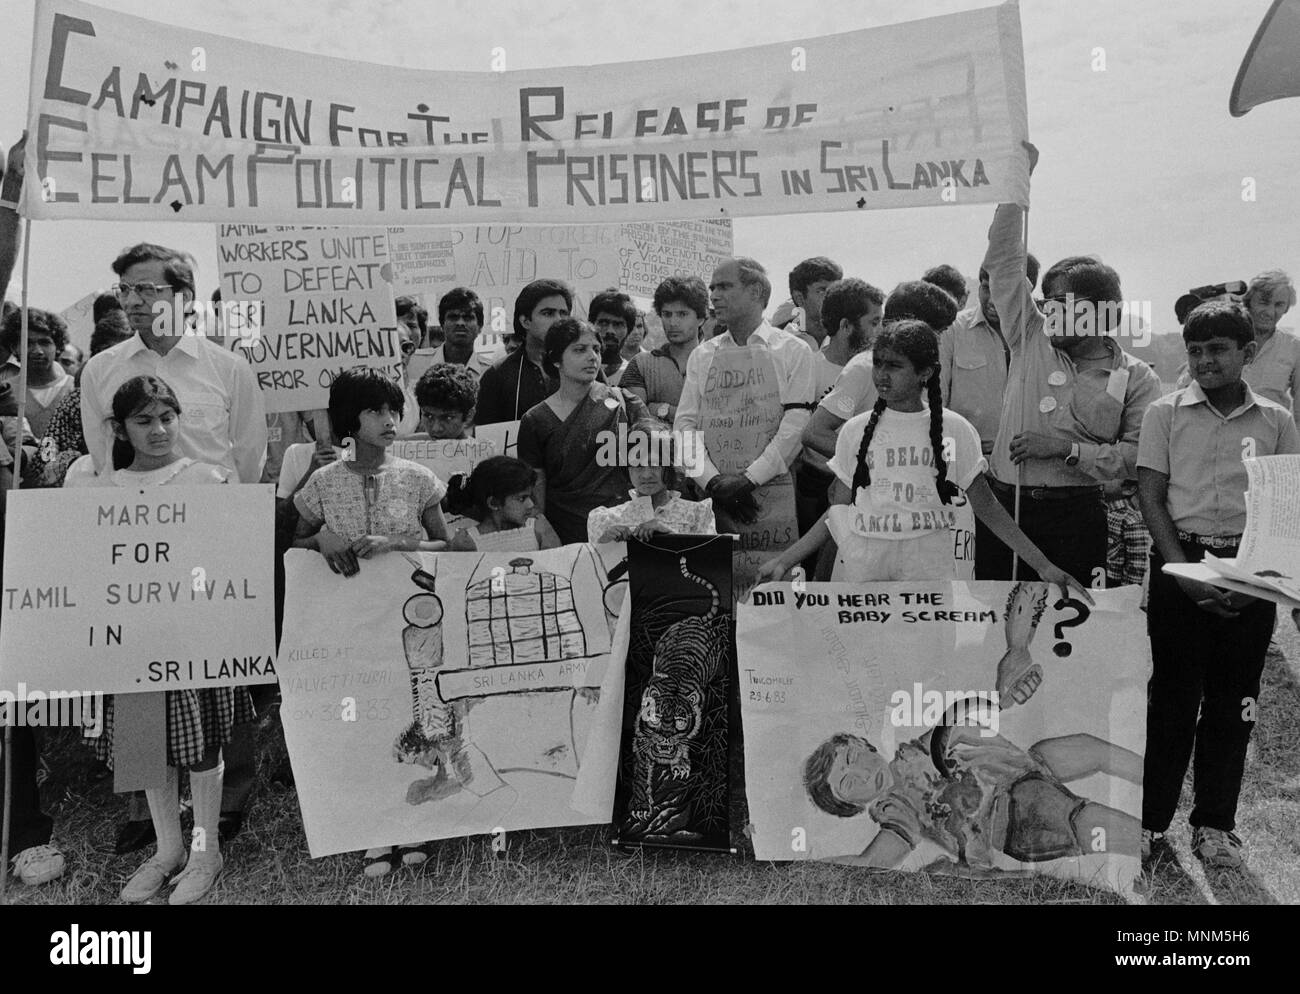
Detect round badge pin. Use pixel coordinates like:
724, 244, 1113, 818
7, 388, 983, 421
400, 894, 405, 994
1039, 396, 1058, 413
604, 397, 620, 410
1048, 371, 1067, 386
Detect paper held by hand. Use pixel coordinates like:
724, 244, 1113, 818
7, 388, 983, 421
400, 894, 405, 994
1162, 559, 1300, 611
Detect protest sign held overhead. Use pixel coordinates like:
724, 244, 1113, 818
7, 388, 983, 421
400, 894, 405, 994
0, 487, 277, 694
737, 581, 1147, 896
216, 223, 403, 412
23, 0, 1029, 225
388, 220, 733, 336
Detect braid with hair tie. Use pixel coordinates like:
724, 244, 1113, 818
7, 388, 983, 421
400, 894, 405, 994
926, 375, 958, 505
851, 398, 888, 502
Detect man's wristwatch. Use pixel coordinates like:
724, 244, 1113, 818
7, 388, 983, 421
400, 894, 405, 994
1064, 442, 1081, 467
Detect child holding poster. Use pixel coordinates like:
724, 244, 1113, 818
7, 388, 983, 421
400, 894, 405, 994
445, 456, 562, 551
293, 368, 451, 577
69, 374, 252, 904
757, 322, 1089, 605
291, 367, 450, 876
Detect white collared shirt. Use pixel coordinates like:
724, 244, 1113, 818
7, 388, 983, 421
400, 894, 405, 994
80, 332, 267, 482
674, 321, 815, 488
427, 343, 501, 380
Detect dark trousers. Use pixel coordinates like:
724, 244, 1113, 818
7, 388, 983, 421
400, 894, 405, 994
794, 466, 833, 578
1142, 540, 1274, 833
2, 724, 54, 854
974, 483, 1106, 586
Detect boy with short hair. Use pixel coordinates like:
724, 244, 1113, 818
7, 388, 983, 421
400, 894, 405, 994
1137, 299, 1299, 869
415, 362, 478, 440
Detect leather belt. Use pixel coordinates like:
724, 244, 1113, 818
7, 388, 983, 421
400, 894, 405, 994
988, 479, 1103, 502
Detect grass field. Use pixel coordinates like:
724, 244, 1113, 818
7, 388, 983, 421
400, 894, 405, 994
7, 646, 1300, 906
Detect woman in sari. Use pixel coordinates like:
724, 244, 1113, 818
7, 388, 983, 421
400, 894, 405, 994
518, 317, 648, 544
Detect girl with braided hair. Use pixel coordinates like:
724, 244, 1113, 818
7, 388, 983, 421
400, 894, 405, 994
758, 321, 1088, 601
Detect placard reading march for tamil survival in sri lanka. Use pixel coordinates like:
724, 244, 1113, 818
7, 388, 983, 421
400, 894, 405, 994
217, 224, 403, 412
23, 0, 1029, 225
0, 487, 276, 695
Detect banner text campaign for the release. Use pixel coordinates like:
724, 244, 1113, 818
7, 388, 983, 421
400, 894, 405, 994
24, 0, 1029, 224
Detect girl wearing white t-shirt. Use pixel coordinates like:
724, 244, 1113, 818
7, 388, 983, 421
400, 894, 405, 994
758, 321, 1089, 601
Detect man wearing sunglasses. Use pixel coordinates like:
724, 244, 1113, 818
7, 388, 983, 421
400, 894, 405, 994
976, 143, 1162, 586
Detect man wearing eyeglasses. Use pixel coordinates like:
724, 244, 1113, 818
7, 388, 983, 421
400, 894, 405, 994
976, 144, 1162, 586
80, 243, 267, 483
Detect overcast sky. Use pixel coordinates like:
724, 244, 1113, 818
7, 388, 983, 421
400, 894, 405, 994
1, 0, 1296, 334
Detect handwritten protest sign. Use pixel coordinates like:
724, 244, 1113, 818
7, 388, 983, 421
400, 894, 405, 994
737, 581, 1147, 896
278, 547, 623, 856
216, 224, 403, 412
0, 487, 276, 694
388, 220, 732, 345
23, 0, 1029, 224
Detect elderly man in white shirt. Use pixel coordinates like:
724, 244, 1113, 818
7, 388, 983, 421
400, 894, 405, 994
675, 257, 814, 592
81, 245, 267, 483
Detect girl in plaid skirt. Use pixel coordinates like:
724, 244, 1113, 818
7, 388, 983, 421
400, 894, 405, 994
70, 375, 253, 903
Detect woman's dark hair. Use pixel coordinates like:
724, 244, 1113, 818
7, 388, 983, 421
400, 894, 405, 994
1183, 300, 1254, 348
541, 317, 593, 379
851, 320, 958, 506
1, 307, 69, 354
110, 374, 182, 469
327, 367, 405, 441
414, 362, 478, 416
444, 456, 537, 519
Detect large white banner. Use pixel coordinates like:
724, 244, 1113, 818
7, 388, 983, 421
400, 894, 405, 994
23, 0, 1029, 224
278, 547, 626, 857
737, 581, 1147, 896
0, 486, 276, 694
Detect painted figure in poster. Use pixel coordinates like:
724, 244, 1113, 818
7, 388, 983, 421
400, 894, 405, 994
629, 556, 730, 819
803, 726, 1142, 869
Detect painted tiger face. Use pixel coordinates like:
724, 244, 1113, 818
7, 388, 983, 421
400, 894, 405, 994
638, 687, 701, 760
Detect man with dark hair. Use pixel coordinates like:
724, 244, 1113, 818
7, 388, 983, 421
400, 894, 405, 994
676, 257, 815, 592
940, 255, 1040, 456
922, 264, 969, 309
795, 278, 883, 575
788, 256, 843, 350
81, 243, 267, 481
802, 281, 957, 462
395, 296, 429, 347
588, 288, 638, 384
622, 275, 708, 423
474, 279, 576, 425
0, 308, 74, 439
977, 144, 1160, 585
425, 286, 496, 381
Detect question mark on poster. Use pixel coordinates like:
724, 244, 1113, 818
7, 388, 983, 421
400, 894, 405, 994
1051, 598, 1091, 657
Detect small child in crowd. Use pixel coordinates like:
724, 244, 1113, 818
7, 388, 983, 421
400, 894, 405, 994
446, 455, 561, 551
588, 417, 715, 543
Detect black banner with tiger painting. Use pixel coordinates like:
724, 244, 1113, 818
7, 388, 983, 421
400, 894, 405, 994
613, 534, 734, 851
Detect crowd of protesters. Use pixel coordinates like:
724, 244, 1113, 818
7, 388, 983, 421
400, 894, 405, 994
2, 138, 1297, 900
